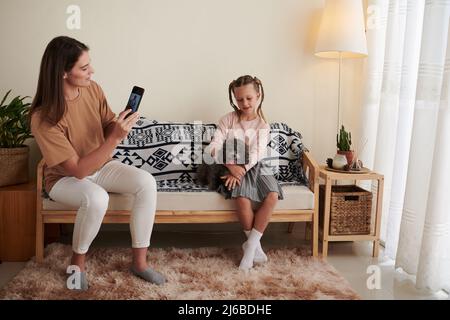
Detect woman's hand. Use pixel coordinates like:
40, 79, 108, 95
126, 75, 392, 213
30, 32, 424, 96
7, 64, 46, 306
107, 109, 140, 144
221, 174, 241, 190
225, 164, 246, 180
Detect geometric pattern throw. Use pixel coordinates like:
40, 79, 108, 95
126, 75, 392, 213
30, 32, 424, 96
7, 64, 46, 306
113, 118, 308, 192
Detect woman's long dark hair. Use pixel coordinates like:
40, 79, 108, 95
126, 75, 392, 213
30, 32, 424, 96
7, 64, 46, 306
30, 36, 89, 125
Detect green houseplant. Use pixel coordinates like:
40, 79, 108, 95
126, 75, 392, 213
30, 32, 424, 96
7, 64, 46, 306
336, 125, 354, 165
0, 90, 33, 186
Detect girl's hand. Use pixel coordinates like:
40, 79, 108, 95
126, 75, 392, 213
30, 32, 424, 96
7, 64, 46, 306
108, 109, 140, 144
225, 164, 246, 180
221, 174, 241, 190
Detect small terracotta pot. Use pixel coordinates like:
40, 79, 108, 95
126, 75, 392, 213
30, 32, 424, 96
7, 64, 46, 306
337, 150, 354, 166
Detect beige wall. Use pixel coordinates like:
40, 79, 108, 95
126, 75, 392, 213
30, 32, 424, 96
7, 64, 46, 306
0, 0, 365, 178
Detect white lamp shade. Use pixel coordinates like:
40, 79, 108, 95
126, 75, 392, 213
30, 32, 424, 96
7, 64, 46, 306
315, 0, 368, 58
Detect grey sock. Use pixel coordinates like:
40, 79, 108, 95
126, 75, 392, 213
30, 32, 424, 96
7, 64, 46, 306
130, 266, 166, 285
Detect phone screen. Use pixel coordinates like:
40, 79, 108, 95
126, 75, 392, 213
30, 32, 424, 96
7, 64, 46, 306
127, 92, 142, 113
125, 86, 145, 118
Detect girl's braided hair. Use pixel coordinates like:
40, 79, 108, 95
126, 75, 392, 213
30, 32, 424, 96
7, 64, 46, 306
228, 75, 266, 123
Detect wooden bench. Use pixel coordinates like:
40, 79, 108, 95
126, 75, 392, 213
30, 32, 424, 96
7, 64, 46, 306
35, 151, 319, 262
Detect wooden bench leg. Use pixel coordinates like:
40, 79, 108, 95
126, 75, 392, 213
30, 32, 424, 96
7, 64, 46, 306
305, 223, 311, 241
287, 222, 295, 233
312, 209, 319, 257
35, 215, 44, 263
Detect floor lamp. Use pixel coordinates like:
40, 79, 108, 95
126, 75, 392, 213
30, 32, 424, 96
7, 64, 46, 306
314, 0, 368, 134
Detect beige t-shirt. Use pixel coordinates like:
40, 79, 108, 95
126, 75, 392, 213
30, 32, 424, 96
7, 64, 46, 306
31, 81, 116, 192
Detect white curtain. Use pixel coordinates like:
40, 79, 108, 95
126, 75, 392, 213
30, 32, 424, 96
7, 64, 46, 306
360, 0, 450, 292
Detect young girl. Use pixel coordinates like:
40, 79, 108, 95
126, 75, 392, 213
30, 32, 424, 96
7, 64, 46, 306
207, 75, 284, 271
30, 36, 165, 290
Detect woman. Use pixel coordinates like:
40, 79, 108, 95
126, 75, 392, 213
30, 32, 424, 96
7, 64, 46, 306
30, 36, 165, 290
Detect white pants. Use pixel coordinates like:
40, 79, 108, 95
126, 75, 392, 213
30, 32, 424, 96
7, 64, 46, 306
49, 160, 157, 254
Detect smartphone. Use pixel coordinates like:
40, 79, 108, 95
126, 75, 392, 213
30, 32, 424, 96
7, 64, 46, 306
125, 86, 145, 118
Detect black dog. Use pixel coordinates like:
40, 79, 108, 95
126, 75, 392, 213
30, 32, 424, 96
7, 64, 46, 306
196, 138, 249, 190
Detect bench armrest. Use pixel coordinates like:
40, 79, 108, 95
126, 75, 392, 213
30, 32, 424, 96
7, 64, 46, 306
302, 151, 319, 195
37, 158, 45, 200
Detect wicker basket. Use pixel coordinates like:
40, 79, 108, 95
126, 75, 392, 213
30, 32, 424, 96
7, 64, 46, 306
320, 185, 372, 235
0, 146, 29, 187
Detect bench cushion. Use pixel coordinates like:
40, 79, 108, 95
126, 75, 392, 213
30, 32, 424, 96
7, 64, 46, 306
42, 185, 314, 211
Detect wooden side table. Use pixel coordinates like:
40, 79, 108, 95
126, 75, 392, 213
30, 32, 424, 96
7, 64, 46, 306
0, 182, 36, 261
319, 166, 384, 258
0, 181, 60, 262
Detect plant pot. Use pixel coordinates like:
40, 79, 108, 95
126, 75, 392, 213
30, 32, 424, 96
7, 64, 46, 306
0, 145, 29, 187
332, 154, 348, 169
337, 150, 354, 166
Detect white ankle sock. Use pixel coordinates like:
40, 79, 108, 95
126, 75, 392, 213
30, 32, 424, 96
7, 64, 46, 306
244, 230, 268, 264
239, 228, 263, 271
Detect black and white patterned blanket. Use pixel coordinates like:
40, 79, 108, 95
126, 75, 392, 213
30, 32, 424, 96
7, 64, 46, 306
112, 118, 308, 192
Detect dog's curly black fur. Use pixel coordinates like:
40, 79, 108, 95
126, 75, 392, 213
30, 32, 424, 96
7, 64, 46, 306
196, 138, 249, 190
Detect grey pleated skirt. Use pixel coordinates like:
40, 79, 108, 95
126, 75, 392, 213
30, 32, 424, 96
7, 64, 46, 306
218, 161, 284, 202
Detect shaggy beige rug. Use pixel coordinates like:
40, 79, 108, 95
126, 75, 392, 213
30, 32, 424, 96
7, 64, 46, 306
0, 243, 359, 300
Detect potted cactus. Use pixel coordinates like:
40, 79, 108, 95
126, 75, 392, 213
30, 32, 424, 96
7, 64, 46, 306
0, 90, 33, 187
336, 125, 354, 165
